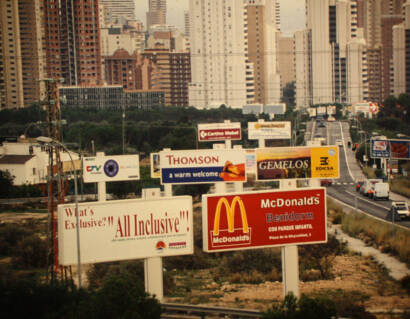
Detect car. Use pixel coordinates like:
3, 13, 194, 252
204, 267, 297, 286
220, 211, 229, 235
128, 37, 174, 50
355, 181, 364, 192
318, 122, 326, 128
336, 139, 343, 147
320, 179, 332, 186
386, 201, 409, 221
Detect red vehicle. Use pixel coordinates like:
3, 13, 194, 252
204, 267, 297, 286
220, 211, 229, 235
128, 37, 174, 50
356, 181, 364, 192
321, 179, 332, 186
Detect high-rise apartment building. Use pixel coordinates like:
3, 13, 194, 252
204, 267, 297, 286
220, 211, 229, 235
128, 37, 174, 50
100, 0, 135, 25
294, 30, 311, 107
147, 0, 167, 30
0, 0, 45, 109
43, 0, 102, 86
278, 36, 295, 87
246, 0, 281, 105
143, 49, 191, 106
189, 0, 254, 108
296, 0, 364, 106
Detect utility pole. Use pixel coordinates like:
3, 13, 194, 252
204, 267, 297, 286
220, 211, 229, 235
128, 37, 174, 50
42, 78, 69, 283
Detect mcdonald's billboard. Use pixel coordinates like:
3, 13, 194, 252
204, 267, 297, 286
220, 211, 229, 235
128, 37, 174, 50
202, 188, 327, 252
256, 146, 339, 180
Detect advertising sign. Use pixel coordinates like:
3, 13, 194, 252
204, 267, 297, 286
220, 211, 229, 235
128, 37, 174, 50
150, 153, 160, 179
371, 139, 410, 159
317, 107, 326, 115
58, 196, 193, 265
327, 105, 336, 115
198, 122, 241, 142
160, 149, 246, 184
202, 188, 327, 252
256, 146, 339, 180
248, 121, 291, 140
264, 104, 286, 115
83, 155, 140, 183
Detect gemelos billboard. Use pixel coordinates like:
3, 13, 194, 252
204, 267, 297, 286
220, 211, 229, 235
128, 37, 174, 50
256, 146, 339, 180
202, 188, 327, 252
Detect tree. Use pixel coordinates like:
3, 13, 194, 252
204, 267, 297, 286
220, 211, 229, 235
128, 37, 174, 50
0, 170, 14, 198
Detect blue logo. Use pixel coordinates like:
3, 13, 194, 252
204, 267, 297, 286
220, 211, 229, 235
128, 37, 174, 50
104, 160, 119, 177
328, 149, 336, 156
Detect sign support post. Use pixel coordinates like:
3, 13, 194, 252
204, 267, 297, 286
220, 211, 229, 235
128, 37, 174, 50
96, 152, 106, 202
143, 188, 163, 301
280, 180, 299, 298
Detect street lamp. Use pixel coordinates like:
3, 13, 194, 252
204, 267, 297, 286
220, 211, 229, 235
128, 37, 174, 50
36, 136, 81, 288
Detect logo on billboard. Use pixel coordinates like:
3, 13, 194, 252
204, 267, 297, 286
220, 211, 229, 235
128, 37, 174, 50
104, 159, 119, 177
155, 241, 166, 251
211, 196, 251, 248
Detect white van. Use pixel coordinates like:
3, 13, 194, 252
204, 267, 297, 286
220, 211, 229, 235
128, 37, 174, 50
360, 179, 382, 197
373, 182, 389, 200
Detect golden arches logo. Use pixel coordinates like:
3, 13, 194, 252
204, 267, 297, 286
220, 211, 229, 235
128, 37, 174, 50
213, 196, 249, 236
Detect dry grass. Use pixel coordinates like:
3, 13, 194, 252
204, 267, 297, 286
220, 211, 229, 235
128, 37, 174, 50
339, 209, 410, 267
390, 176, 410, 198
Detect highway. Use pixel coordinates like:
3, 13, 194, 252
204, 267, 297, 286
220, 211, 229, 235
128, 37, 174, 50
308, 119, 410, 229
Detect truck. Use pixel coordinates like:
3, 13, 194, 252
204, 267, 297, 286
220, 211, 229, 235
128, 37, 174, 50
387, 201, 410, 221
372, 182, 389, 200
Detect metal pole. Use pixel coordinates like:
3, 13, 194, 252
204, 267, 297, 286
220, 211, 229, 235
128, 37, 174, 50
122, 111, 125, 154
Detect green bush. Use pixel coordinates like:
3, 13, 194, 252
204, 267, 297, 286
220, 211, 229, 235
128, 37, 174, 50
0, 223, 30, 256
11, 234, 48, 269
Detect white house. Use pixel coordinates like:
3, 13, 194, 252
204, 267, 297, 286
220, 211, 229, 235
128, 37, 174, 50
0, 140, 79, 186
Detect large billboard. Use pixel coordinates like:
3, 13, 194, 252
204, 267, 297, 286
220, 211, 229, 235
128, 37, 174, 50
83, 155, 140, 183
160, 149, 246, 184
58, 196, 193, 265
371, 139, 410, 159
202, 188, 327, 252
198, 122, 241, 142
248, 121, 291, 140
256, 146, 339, 180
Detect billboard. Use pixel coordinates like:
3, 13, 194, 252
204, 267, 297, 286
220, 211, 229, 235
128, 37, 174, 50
83, 155, 140, 183
198, 122, 241, 142
243, 104, 263, 115
202, 188, 327, 252
248, 121, 291, 140
160, 149, 246, 184
58, 196, 193, 265
327, 105, 336, 115
308, 108, 317, 117
256, 146, 339, 180
263, 104, 286, 115
371, 139, 410, 159
150, 153, 160, 178
317, 107, 326, 115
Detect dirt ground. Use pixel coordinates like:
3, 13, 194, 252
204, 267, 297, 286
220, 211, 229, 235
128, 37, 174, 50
165, 255, 409, 317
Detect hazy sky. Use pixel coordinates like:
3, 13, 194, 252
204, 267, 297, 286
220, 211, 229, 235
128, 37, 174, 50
135, 0, 306, 37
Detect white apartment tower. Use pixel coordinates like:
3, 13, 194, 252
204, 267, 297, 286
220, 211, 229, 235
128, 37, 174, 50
306, 0, 334, 104
294, 30, 311, 108
246, 0, 281, 105
298, 0, 363, 106
188, 0, 254, 108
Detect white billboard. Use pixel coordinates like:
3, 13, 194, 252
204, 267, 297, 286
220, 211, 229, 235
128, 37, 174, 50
58, 196, 193, 265
160, 149, 246, 184
82, 155, 140, 183
263, 104, 286, 115
308, 108, 317, 117
248, 121, 291, 140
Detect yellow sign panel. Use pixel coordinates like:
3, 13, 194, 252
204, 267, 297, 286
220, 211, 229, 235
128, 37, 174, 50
310, 147, 339, 178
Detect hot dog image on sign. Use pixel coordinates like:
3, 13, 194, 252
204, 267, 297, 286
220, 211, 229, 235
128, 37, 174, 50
202, 188, 327, 253
160, 149, 246, 184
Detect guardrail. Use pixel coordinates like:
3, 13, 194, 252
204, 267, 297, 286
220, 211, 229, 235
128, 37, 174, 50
161, 303, 263, 318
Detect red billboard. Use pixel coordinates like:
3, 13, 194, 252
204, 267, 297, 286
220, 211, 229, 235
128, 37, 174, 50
202, 188, 327, 252
198, 122, 242, 142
